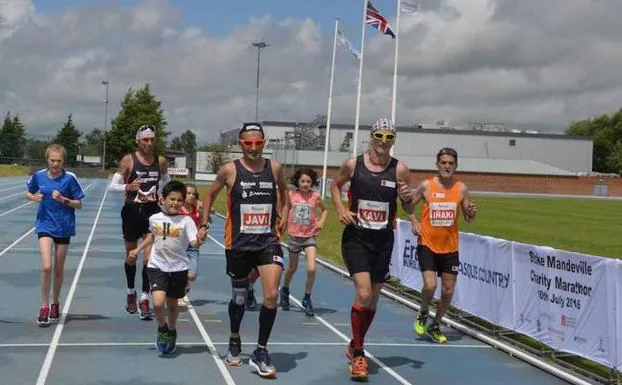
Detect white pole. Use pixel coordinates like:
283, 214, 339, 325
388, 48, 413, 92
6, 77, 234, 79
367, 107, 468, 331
390, 0, 402, 157
321, 18, 339, 199
352, 0, 368, 157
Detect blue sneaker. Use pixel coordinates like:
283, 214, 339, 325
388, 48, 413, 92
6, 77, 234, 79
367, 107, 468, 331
155, 325, 169, 353
302, 295, 314, 317
249, 348, 277, 378
166, 329, 177, 354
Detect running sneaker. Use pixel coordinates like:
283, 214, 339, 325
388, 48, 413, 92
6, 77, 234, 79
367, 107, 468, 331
414, 312, 428, 336
49, 303, 60, 321
155, 325, 169, 353
139, 299, 153, 320
249, 348, 277, 378
302, 296, 315, 317
37, 306, 50, 326
427, 323, 448, 344
349, 355, 369, 381
279, 287, 290, 311
126, 292, 137, 314
225, 338, 242, 366
246, 288, 258, 311
166, 329, 177, 354
345, 340, 354, 361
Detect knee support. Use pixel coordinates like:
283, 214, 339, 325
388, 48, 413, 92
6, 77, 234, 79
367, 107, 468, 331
231, 278, 249, 306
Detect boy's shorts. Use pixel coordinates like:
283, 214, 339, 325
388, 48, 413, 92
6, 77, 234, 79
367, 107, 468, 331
147, 267, 188, 299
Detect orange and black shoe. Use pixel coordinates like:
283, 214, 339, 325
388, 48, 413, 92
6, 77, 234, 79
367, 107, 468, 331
349, 355, 369, 381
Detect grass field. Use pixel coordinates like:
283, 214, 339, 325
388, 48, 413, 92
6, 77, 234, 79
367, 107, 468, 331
0, 164, 30, 177
201, 187, 622, 261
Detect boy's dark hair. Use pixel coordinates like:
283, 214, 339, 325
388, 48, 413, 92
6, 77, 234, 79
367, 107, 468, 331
436, 147, 458, 162
162, 180, 187, 200
290, 167, 319, 188
185, 183, 199, 199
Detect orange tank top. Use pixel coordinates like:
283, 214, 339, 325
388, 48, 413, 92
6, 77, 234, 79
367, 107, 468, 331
419, 177, 462, 254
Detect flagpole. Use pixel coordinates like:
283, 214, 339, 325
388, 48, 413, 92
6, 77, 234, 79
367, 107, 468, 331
390, 0, 402, 156
321, 18, 339, 199
352, 0, 368, 157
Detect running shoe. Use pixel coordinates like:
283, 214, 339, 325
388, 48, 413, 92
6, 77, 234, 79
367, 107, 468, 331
139, 299, 153, 320
302, 296, 315, 317
126, 292, 137, 314
249, 348, 277, 378
427, 323, 448, 344
345, 340, 354, 361
49, 303, 60, 321
37, 306, 50, 326
155, 325, 169, 353
414, 312, 428, 336
166, 329, 177, 354
349, 355, 369, 381
225, 338, 242, 366
246, 288, 258, 311
279, 287, 290, 311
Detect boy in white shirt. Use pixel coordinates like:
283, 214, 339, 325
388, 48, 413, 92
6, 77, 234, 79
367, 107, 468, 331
129, 181, 207, 354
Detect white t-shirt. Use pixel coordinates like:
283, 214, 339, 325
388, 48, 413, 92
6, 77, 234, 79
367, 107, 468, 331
147, 212, 198, 272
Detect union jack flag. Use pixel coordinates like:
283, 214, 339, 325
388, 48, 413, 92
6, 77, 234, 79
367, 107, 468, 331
366, 1, 396, 39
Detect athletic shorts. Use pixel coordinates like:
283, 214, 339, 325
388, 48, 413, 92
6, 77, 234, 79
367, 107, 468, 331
341, 225, 394, 283
225, 244, 284, 280
287, 236, 316, 254
147, 267, 188, 299
417, 245, 459, 276
38, 232, 70, 245
121, 202, 161, 242
187, 247, 199, 276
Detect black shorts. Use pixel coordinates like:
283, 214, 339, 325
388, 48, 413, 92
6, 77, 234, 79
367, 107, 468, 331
121, 202, 161, 242
225, 244, 284, 280
417, 245, 459, 276
147, 267, 188, 299
38, 232, 70, 245
341, 225, 394, 283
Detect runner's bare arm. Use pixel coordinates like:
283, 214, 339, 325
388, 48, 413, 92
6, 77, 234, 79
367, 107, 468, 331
157, 155, 170, 194
316, 196, 329, 231
396, 161, 415, 215
271, 160, 289, 232
461, 183, 477, 222
129, 233, 154, 259
331, 158, 357, 225
201, 162, 233, 226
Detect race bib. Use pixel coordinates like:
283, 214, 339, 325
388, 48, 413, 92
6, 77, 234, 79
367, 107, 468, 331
430, 201, 457, 227
134, 185, 157, 203
293, 203, 312, 225
357, 199, 389, 230
240, 204, 272, 234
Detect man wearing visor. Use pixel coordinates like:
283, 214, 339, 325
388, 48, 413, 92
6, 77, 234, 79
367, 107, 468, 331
108, 124, 170, 320
202, 122, 288, 378
330, 118, 417, 381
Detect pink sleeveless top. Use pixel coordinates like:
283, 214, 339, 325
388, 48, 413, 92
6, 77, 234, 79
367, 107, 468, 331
287, 190, 320, 237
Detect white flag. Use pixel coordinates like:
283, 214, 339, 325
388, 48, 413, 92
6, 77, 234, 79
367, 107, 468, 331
400, 0, 420, 15
337, 27, 361, 59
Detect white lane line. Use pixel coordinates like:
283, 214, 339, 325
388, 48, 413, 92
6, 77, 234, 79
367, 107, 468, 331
0, 191, 26, 201
0, 341, 491, 348
206, 234, 413, 385
0, 201, 32, 217
35, 182, 106, 385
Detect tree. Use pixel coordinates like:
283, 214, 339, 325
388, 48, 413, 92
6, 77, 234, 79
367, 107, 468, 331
82, 128, 104, 156
106, 84, 169, 165
566, 107, 622, 173
24, 139, 50, 161
0, 112, 27, 159
53, 113, 82, 166
170, 130, 197, 153
197, 143, 228, 173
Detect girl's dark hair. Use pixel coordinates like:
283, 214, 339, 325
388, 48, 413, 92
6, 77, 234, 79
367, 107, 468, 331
185, 183, 199, 199
290, 167, 319, 188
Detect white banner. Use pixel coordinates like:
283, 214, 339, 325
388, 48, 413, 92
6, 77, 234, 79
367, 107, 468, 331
168, 167, 189, 176
512, 243, 617, 369
453, 234, 514, 329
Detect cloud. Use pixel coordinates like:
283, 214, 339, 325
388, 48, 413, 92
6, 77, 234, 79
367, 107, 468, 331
1, 0, 622, 144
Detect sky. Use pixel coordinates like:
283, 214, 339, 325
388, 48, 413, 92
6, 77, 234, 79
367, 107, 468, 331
2, 0, 622, 143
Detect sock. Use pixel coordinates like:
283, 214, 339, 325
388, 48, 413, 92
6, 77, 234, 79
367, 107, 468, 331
141, 265, 150, 294
257, 305, 278, 347
158, 323, 168, 332
124, 262, 136, 289
281, 286, 289, 293
228, 300, 245, 334
304, 292, 311, 299
140, 292, 149, 301
361, 308, 376, 338
127, 288, 136, 295
350, 304, 368, 351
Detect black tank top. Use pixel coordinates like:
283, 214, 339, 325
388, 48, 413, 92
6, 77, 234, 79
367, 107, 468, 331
225, 158, 279, 250
348, 154, 398, 231
125, 152, 160, 203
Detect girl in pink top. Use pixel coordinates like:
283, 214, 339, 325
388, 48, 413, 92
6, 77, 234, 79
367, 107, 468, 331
280, 168, 328, 316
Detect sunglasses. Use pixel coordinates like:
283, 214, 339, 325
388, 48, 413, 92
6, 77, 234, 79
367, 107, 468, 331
372, 131, 396, 142
239, 139, 265, 147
